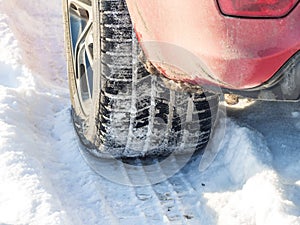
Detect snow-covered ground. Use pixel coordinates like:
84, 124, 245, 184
0, 0, 299, 224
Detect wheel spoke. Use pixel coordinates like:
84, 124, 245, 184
77, 45, 87, 97
74, 21, 92, 60
69, 0, 92, 16
85, 25, 94, 65
85, 51, 93, 99
77, 42, 93, 101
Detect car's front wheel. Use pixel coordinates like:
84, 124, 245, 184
63, 0, 219, 158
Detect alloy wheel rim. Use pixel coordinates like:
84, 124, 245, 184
68, 0, 94, 116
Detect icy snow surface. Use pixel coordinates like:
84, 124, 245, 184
0, 0, 300, 224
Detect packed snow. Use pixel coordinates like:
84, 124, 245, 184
0, 0, 299, 224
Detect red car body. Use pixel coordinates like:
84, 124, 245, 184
126, 0, 300, 99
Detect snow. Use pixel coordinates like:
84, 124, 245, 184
0, 0, 299, 224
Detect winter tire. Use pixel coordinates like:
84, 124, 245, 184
63, 0, 219, 158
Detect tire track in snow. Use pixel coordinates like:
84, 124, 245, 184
50, 109, 118, 225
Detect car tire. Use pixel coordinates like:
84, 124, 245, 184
63, 0, 219, 158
